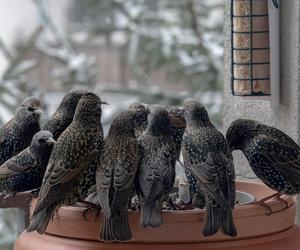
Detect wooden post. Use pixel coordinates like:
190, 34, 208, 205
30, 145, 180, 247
0, 192, 33, 235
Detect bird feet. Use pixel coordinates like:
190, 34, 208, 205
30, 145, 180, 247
175, 203, 195, 210
256, 193, 288, 215
30, 189, 40, 198
77, 200, 101, 220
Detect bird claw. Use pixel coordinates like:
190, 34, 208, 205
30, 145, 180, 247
175, 203, 195, 210
167, 197, 178, 210
257, 201, 273, 216
256, 193, 289, 215
77, 200, 101, 220
51, 206, 60, 222
30, 189, 40, 198
82, 205, 101, 221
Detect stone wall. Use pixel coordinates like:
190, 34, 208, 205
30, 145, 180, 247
223, 0, 300, 223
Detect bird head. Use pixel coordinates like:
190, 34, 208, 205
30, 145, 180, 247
182, 99, 210, 127
147, 107, 171, 136
226, 119, 258, 151
73, 92, 107, 123
16, 96, 43, 123
57, 89, 89, 116
108, 110, 137, 137
129, 103, 150, 133
129, 102, 147, 111
31, 130, 56, 153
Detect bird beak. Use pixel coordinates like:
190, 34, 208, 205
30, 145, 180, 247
45, 137, 56, 145
33, 108, 44, 115
101, 101, 109, 105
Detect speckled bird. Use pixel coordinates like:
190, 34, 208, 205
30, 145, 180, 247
129, 103, 189, 205
43, 89, 88, 140
137, 107, 177, 228
96, 110, 139, 241
0, 131, 55, 196
27, 92, 105, 234
226, 119, 300, 195
128, 103, 149, 138
129, 103, 186, 160
0, 97, 43, 165
182, 100, 237, 237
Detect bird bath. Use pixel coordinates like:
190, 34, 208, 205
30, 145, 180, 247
14, 181, 300, 250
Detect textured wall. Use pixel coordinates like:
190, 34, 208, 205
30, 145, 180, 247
223, 0, 300, 222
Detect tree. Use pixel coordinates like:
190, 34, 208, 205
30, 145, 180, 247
68, 0, 224, 91
0, 27, 43, 125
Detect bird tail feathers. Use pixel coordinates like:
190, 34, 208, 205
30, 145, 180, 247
203, 202, 220, 236
203, 202, 237, 237
27, 206, 55, 234
220, 208, 237, 237
140, 199, 162, 228
100, 212, 132, 241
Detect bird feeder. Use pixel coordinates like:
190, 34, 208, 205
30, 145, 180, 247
14, 181, 300, 250
231, 0, 279, 100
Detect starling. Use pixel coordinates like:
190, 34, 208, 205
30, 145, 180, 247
182, 100, 237, 237
226, 119, 300, 196
96, 110, 139, 241
27, 92, 105, 234
129, 103, 186, 160
128, 103, 149, 138
129, 103, 189, 206
0, 131, 55, 196
137, 107, 177, 228
0, 97, 43, 165
43, 89, 88, 140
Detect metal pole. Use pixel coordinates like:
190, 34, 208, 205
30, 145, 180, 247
268, 0, 280, 107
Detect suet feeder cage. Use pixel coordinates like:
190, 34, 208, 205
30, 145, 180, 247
231, 0, 279, 98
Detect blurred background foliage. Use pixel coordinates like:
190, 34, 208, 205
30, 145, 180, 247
0, 0, 224, 248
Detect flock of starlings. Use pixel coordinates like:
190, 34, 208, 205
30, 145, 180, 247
0, 89, 299, 241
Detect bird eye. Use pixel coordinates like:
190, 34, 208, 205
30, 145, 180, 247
28, 107, 35, 112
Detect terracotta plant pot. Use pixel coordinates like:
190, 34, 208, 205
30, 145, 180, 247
14, 181, 300, 250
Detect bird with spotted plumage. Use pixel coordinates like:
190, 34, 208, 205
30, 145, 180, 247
182, 99, 237, 237
0, 131, 55, 197
27, 92, 105, 234
129, 103, 185, 160
96, 110, 139, 241
128, 103, 150, 139
129, 102, 193, 207
43, 89, 88, 140
0, 96, 43, 165
226, 119, 300, 199
137, 107, 177, 228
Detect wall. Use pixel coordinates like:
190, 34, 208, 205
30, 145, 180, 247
223, 0, 300, 223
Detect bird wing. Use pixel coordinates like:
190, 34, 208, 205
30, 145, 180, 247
0, 122, 15, 162
138, 137, 176, 202
96, 148, 114, 218
43, 112, 67, 139
218, 152, 236, 208
34, 131, 99, 214
110, 139, 139, 216
182, 135, 231, 210
0, 148, 37, 178
256, 135, 300, 187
